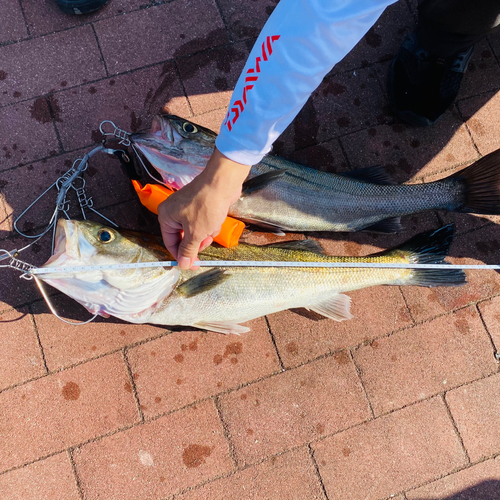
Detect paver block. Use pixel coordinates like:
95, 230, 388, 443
312, 397, 466, 500
458, 91, 500, 156
0, 452, 80, 500
73, 400, 233, 499
22, 0, 146, 37
354, 306, 497, 415
275, 137, 350, 174
31, 293, 166, 371
0, 26, 105, 107
340, 115, 477, 184
458, 39, 500, 99
446, 372, 500, 462
216, 0, 275, 40
177, 41, 250, 116
0, 353, 139, 471
269, 286, 412, 368
402, 225, 500, 322
218, 355, 371, 465
478, 295, 500, 356
127, 319, 281, 417
176, 448, 325, 500
0, 99, 60, 171
94, 0, 228, 74
332, 0, 414, 74
302, 68, 389, 149
407, 456, 500, 499
54, 63, 189, 151
0, 0, 28, 44
0, 307, 45, 391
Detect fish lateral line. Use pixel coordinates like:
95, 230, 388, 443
31, 260, 500, 275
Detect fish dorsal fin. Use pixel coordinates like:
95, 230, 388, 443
177, 269, 230, 298
263, 239, 325, 254
307, 293, 353, 322
192, 321, 250, 335
340, 165, 396, 185
241, 169, 287, 196
362, 217, 402, 233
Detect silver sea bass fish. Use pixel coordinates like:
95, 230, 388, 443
40, 219, 464, 334
132, 115, 500, 234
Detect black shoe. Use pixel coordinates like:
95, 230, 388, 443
387, 32, 474, 127
55, 0, 110, 15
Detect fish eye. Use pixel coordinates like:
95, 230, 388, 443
182, 122, 197, 134
97, 229, 114, 243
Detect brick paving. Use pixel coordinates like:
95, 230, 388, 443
1, 1, 500, 499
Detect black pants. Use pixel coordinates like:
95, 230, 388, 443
417, 0, 500, 56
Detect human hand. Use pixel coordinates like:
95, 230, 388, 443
157, 148, 251, 269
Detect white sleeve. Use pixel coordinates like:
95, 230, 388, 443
215, 0, 397, 166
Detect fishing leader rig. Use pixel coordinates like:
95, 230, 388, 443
0, 120, 149, 324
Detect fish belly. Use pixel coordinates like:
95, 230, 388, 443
150, 266, 409, 327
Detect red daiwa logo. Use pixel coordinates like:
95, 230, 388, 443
223, 35, 280, 132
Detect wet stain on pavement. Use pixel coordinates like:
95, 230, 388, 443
62, 381, 81, 400
48, 95, 62, 122
182, 444, 212, 468
334, 351, 350, 365
286, 341, 299, 356
365, 27, 382, 48
224, 342, 242, 358
30, 97, 51, 123
0, 71, 7, 80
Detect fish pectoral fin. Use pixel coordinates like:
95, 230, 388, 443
192, 321, 251, 335
241, 169, 287, 196
177, 269, 231, 298
307, 294, 353, 322
106, 268, 180, 317
361, 217, 402, 233
263, 239, 325, 255
339, 165, 396, 185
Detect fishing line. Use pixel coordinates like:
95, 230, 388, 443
29, 260, 500, 275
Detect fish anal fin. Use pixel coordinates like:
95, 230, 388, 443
193, 321, 250, 335
362, 217, 402, 233
308, 294, 353, 322
177, 269, 230, 298
340, 165, 396, 185
241, 169, 287, 196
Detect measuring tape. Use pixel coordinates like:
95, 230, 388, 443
29, 260, 500, 275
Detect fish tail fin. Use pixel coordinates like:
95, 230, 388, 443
451, 148, 500, 214
381, 225, 466, 287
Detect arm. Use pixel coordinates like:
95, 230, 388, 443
159, 0, 397, 268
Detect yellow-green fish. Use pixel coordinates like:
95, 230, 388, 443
40, 220, 464, 334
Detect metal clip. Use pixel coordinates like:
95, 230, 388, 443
99, 120, 131, 147
0, 249, 35, 279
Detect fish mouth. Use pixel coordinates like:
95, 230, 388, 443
42, 219, 97, 267
133, 115, 182, 149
